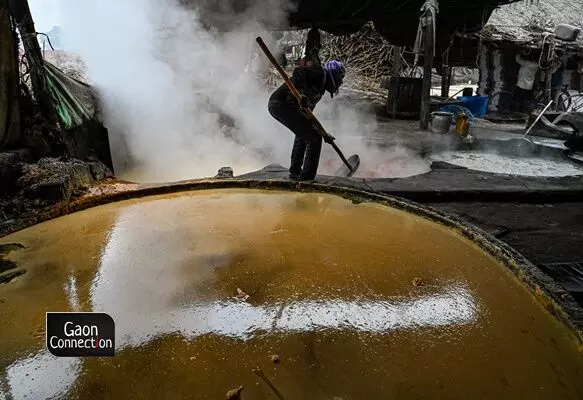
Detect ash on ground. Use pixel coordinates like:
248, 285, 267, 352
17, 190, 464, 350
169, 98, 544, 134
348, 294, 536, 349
430, 151, 583, 177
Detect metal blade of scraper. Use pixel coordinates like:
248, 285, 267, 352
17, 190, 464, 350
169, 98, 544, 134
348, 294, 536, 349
334, 154, 361, 177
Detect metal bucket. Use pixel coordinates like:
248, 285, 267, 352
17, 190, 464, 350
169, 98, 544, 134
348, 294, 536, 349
431, 112, 453, 134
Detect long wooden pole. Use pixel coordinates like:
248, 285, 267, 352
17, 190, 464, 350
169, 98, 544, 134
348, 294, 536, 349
523, 99, 553, 138
8, 0, 57, 125
392, 46, 402, 76
440, 50, 450, 98
390, 46, 402, 119
420, 16, 434, 130
0, 0, 20, 148
544, 69, 553, 104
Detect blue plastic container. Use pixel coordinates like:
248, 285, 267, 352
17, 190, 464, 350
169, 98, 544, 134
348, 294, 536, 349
457, 96, 489, 118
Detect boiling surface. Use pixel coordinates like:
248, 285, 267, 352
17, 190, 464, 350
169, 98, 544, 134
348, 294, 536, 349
0, 190, 582, 399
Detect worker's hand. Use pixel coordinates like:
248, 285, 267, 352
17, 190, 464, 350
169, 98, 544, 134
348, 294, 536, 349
299, 95, 310, 109
323, 133, 335, 144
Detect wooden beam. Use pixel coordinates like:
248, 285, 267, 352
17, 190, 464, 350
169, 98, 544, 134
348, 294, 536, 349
447, 64, 453, 94
392, 46, 402, 76
0, 0, 20, 148
440, 50, 450, 98
544, 68, 552, 104
7, 0, 57, 125
420, 16, 434, 130
389, 46, 402, 119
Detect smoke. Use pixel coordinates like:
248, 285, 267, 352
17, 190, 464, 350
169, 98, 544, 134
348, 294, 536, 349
314, 94, 431, 178
56, 0, 429, 182
56, 0, 292, 181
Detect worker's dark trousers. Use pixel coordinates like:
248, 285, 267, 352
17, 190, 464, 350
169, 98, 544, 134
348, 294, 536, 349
511, 87, 531, 112
268, 102, 322, 180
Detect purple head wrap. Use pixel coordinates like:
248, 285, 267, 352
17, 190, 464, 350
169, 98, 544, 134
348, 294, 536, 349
324, 60, 345, 98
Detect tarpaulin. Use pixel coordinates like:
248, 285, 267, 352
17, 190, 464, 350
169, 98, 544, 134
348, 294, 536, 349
43, 61, 96, 130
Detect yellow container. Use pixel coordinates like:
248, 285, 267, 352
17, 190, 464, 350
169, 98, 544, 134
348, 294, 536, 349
456, 113, 470, 137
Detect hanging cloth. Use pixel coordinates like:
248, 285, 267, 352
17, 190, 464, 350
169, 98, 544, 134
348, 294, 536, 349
413, 0, 439, 57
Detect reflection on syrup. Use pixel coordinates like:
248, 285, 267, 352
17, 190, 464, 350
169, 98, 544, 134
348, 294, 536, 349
0, 190, 582, 399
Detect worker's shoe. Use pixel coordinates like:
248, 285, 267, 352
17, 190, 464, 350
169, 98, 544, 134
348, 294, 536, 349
300, 140, 322, 181
298, 172, 316, 181
289, 174, 315, 182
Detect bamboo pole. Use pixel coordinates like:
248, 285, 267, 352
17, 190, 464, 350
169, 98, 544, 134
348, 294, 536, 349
440, 50, 450, 98
420, 16, 434, 130
0, 0, 20, 148
390, 46, 402, 119
544, 69, 552, 104
392, 46, 402, 76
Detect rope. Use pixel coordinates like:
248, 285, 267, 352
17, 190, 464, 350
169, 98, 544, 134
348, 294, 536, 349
36, 32, 56, 51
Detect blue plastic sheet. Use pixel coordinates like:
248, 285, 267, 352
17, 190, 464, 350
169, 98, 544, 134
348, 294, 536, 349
439, 105, 474, 121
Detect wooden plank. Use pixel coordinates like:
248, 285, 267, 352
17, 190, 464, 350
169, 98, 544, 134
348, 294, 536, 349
392, 46, 402, 76
545, 68, 553, 104
389, 46, 402, 119
7, 0, 57, 125
0, 1, 20, 149
420, 16, 434, 130
441, 49, 450, 98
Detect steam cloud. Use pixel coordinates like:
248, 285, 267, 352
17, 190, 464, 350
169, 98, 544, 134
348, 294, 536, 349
57, 0, 430, 182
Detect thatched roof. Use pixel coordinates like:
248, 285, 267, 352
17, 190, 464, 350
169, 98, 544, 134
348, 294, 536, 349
190, 0, 522, 46
473, 0, 583, 50
293, 0, 524, 46
488, 0, 583, 29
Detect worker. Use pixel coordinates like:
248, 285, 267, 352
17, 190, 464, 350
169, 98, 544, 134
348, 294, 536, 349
512, 51, 539, 113
268, 29, 345, 181
268, 60, 345, 181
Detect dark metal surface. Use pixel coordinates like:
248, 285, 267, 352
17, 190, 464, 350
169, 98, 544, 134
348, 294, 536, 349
540, 262, 583, 294
334, 154, 360, 177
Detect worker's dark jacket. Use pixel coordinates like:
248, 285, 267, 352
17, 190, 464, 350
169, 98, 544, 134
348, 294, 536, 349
268, 65, 327, 181
268, 66, 326, 111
